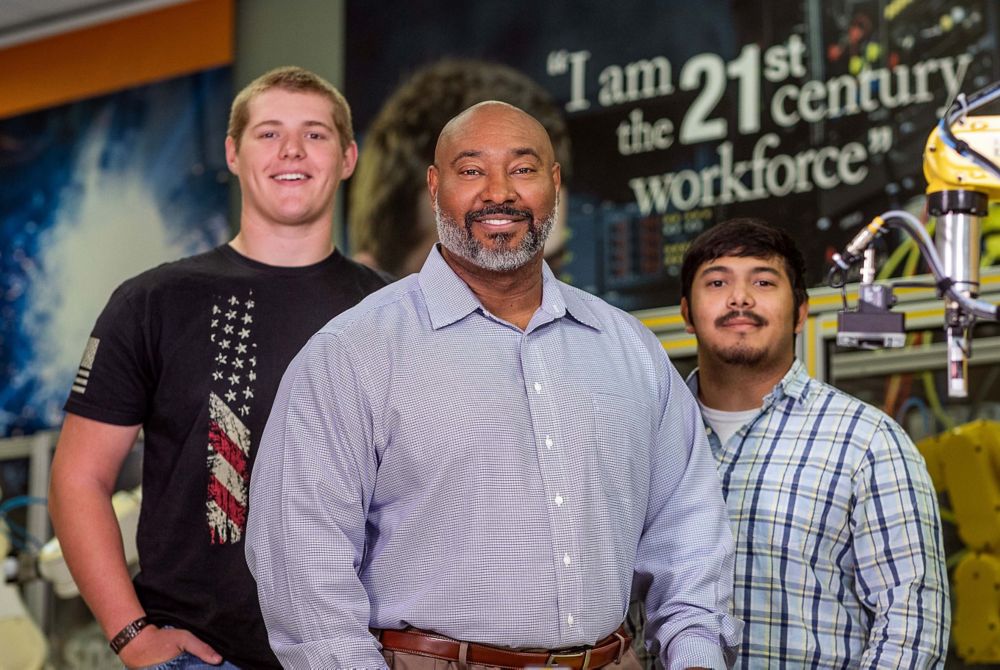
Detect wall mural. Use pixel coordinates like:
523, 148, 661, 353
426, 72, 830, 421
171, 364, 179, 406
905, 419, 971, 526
0, 67, 232, 438
346, 0, 998, 310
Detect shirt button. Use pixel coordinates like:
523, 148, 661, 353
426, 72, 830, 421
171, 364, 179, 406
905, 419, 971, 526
534, 382, 542, 394
554, 494, 563, 506
545, 436, 553, 448
567, 614, 574, 626
563, 552, 571, 566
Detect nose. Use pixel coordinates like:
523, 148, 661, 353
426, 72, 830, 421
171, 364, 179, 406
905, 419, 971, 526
480, 171, 516, 204
281, 136, 304, 160
727, 282, 754, 310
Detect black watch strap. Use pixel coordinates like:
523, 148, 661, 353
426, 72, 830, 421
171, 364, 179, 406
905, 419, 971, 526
109, 616, 149, 654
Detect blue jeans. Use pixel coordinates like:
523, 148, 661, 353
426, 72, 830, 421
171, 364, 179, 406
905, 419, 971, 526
134, 651, 241, 670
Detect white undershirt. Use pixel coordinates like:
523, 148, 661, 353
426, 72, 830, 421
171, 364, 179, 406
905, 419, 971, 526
697, 400, 761, 445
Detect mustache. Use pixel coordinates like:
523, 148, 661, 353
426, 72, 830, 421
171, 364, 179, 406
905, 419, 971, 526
464, 204, 534, 227
715, 310, 768, 328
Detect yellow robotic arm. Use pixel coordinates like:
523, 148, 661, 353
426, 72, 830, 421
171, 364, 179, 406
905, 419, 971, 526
925, 112, 1000, 200
832, 83, 1000, 398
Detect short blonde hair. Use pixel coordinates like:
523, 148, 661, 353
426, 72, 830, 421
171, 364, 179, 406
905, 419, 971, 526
228, 66, 353, 151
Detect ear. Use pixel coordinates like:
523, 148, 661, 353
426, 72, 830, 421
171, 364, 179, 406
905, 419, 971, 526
794, 299, 809, 334
340, 141, 359, 179
680, 296, 696, 334
427, 164, 439, 202
551, 161, 562, 192
225, 136, 239, 175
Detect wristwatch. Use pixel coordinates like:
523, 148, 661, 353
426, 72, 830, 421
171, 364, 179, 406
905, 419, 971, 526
109, 616, 149, 654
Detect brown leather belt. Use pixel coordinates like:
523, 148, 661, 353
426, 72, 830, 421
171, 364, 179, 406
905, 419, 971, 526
376, 624, 631, 669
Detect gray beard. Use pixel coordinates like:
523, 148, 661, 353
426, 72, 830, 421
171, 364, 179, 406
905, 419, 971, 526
434, 197, 556, 272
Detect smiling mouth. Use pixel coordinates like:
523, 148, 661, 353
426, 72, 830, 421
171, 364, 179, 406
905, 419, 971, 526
465, 205, 532, 230
476, 217, 523, 228
272, 173, 309, 182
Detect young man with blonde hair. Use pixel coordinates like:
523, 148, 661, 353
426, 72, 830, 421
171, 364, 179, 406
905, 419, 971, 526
49, 66, 387, 670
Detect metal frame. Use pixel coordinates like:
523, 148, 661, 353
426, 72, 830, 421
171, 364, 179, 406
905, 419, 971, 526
0, 430, 57, 627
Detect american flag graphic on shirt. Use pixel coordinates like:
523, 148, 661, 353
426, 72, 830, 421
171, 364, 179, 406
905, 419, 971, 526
72, 337, 100, 394
206, 292, 257, 544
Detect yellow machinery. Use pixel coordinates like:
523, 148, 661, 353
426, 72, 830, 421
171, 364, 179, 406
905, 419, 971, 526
920, 421, 1000, 663
832, 83, 1000, 398
834, 83, 1000, 663
924, 114, 1000, 200
37, 485, 142, 599
0, 486, 140, 667
0, 493, 46, 670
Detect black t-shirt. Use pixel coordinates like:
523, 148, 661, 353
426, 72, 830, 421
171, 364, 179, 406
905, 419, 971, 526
64, 244, 389, 669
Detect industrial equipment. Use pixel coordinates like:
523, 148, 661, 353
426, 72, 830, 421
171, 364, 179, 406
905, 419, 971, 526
831, 81, 1000, 397
0, 487, 47, 670
919, 421, 1000, 663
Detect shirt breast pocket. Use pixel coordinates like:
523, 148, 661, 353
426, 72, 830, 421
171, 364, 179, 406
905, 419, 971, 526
588, 391, 652, 535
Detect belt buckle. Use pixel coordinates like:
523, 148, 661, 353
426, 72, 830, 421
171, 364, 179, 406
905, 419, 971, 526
543, 647, 592, 670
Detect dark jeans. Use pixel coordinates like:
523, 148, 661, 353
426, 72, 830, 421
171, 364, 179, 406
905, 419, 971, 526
133, 651, 241, 670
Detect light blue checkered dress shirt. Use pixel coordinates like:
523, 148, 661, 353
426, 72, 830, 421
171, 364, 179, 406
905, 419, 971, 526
247, 246, 741, 669
688, 360, 949, 668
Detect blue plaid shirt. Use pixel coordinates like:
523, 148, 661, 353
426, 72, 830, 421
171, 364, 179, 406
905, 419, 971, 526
688, 360, 949, 668
247, 246, 741, 669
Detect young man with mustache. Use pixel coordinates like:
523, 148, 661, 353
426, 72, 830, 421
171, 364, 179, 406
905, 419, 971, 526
679, 218, 949, 668
247, 101, 741, 669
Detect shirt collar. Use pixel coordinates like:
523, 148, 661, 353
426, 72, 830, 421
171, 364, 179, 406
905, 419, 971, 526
685, 368, 700, 397
418, 246, 483, 330
773, 358, 812, 404
686, 358, 812, 408
541, 263, 602, 331
417, 245, 602, 332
